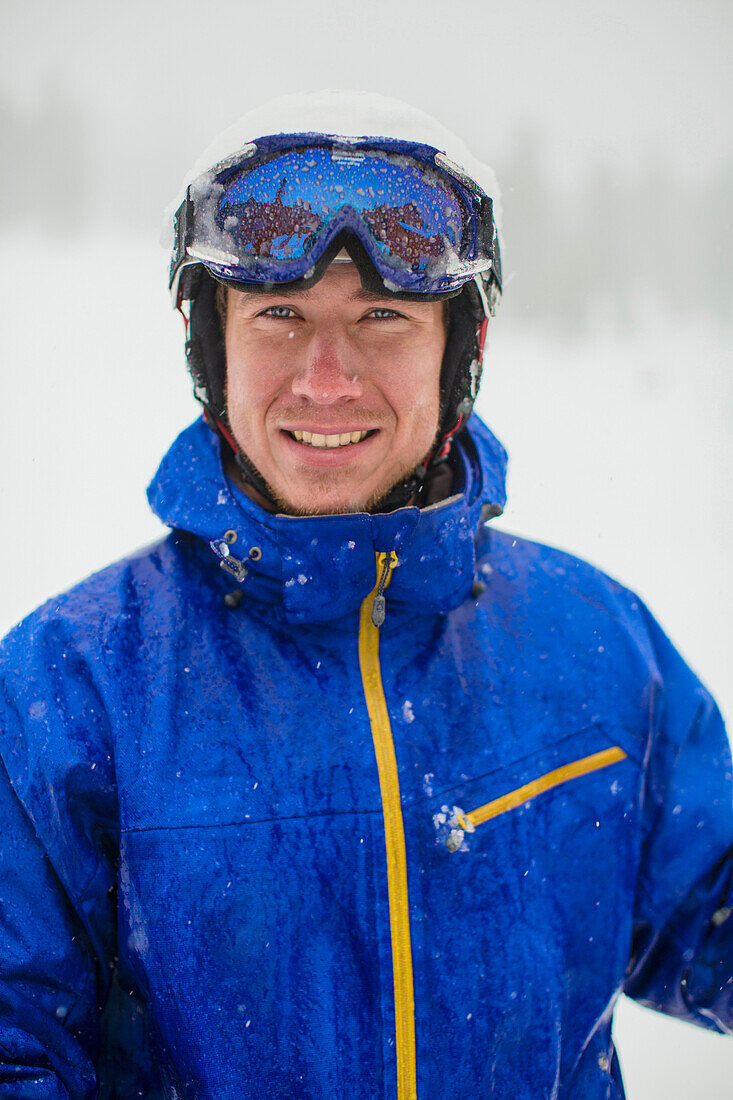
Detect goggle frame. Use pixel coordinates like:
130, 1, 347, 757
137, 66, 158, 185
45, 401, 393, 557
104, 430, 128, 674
170, 133, 501, 306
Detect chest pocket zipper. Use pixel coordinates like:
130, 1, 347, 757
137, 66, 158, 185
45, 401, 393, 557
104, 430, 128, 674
445, 745, 628, 851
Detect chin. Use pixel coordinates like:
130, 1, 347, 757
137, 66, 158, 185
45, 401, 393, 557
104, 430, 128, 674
276, 474, 380, 517
239, 455, 412, 517
280, 492, 371, 517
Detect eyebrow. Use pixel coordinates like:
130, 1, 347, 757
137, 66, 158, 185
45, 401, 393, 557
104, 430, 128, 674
349, 288, 402, 303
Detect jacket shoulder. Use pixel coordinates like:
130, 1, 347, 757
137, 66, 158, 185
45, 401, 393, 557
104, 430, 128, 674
485, 527, 640, 610
0, 533, 185, 661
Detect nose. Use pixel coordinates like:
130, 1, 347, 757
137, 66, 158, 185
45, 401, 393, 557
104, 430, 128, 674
291, 331, 363, 404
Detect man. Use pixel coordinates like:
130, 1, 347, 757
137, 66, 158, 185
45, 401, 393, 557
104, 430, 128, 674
0, 91, 730, 1099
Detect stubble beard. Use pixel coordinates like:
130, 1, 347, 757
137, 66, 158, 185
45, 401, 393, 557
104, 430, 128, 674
224, 392, 442, 516
234, 450, 428, 516
228, 424, 442, 516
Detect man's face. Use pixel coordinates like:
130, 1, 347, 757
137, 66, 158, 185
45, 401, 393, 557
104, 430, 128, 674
224, 262, 446, 515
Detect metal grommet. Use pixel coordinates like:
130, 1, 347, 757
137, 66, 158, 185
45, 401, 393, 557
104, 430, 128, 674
224, 590, 244, 609
224, 530, 238, 545
248, 546, 262, 561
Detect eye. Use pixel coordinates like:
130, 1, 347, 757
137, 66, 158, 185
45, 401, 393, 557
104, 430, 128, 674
261, 305, 297, 319
366, 307, 403, 321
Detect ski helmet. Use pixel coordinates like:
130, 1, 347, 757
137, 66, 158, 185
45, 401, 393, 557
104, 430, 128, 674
166, 91, 502, 509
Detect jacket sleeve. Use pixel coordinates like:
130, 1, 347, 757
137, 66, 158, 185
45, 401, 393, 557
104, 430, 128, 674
0, 609, 119, 1099
623, 604, 733, 1032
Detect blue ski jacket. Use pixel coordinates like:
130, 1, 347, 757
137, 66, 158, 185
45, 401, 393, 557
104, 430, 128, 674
0, 414, 731, 1099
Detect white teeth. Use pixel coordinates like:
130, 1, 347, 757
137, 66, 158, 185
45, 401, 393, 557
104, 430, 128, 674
290, 429, 370, 447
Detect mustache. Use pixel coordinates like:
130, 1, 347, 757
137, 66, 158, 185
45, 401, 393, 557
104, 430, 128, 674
272, 407, 392, 428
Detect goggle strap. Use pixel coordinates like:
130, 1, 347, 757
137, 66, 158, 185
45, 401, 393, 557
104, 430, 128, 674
170, 198, 193, 290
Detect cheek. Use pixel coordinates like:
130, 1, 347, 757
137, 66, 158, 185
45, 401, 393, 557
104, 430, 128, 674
225, 337, 279, 421
397, 349, 442, 423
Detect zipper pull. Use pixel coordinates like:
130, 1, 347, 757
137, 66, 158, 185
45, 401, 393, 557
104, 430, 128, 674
371, 593, 386, 629
209, 538, 248, 582
371, 551, 398, 628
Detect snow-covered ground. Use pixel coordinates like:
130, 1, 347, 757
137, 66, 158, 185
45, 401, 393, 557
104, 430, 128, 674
1, 230, 731, 1094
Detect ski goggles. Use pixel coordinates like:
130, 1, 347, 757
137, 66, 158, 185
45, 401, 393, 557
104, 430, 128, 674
170, 133, 501, 302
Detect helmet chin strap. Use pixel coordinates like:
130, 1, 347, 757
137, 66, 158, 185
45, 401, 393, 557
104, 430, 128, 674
202, 409, 282, 509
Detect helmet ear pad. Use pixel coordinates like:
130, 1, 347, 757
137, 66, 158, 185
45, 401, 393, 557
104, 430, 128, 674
186, 268, 228, 419
440, 282, 485, 432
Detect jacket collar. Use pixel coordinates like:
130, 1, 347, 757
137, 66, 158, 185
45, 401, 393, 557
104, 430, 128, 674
147, 416, 507, 625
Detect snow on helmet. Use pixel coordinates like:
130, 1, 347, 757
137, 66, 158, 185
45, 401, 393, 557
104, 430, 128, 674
165, 91, 502, 509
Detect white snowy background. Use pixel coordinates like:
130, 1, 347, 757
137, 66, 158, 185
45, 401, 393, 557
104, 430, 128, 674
1, 0, 731, 1094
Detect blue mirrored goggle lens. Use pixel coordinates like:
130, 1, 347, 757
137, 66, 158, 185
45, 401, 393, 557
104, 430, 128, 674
213, 146, 465, 273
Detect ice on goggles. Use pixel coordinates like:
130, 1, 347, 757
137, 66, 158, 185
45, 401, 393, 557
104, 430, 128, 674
171, 136, 500, 299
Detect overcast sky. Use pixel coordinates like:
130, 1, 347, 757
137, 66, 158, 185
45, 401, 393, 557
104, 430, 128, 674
2, 0, 731, 212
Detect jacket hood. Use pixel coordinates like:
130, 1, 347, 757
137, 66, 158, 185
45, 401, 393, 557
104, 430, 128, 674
147, 416, 507, 626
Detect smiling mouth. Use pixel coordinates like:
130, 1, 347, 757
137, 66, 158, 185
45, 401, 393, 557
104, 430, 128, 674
288, 429, 374, 448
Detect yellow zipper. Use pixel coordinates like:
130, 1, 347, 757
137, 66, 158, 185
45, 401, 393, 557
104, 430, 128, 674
459, 745, 628, 830
358, 551, 417, 1100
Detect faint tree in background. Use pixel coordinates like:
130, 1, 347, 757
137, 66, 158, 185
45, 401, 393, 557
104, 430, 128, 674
0, 77, 86, 235
497, 128, 732, 337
